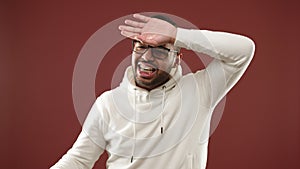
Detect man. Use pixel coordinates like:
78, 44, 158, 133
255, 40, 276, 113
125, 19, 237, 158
51, 13, 255, 169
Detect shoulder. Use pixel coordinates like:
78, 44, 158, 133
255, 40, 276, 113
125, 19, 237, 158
96, 89, 117, 102
94, 86, 127, 109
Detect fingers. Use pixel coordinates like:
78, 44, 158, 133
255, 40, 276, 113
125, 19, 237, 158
118, 14, 150, 36
124, 19, 145, 28
133, 13, 151, 22
120, 30, 139, 40
118, 25, 142, 33
118, 13, 152, 40
118, 21, 143, 40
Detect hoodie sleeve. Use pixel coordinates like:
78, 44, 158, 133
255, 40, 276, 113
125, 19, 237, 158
174, 28, 255, 107
50, 98, 106, 169
50, 131, 104, 169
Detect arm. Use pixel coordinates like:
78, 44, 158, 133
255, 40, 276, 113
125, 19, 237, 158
175, 28, 255, 107
50, 131, 104, 169
119, 14, 255, 107
51, 98, 107, 169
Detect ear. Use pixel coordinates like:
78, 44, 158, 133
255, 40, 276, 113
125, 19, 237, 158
172, 53, 182, 68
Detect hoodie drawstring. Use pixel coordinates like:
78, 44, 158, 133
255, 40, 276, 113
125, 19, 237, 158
160, 86, 166, 134
131, 88, 137, 163
130, 86, 167, 163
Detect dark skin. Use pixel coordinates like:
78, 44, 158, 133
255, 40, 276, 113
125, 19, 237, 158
119, 14, 180, 91
131, 43, 177, 91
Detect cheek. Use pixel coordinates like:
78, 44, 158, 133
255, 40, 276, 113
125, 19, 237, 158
158, 59, 175, 71
157, 64, 172, 73
131, 54, 138, 66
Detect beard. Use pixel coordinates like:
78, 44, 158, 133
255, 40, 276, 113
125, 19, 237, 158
133, 64, 172, 91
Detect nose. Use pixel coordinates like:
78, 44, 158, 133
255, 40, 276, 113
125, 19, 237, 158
141, 48, 155, 61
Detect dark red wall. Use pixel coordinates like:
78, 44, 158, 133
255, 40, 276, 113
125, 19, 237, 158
1, 0, 299, 168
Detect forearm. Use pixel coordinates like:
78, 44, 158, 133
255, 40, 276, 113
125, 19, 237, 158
174, 28, 255, 68
175, 28, 255, 107
50, 131, 104, 169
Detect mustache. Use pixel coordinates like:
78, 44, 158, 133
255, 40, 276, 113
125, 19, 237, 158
137, 60, 158, 69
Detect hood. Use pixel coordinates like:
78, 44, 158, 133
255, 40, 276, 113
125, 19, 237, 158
116, 65, 182, 162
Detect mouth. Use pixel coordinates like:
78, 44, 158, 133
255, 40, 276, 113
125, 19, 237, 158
137, 62, 157, 79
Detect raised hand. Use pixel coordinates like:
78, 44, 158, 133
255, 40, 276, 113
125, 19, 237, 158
118, 14, 177, 46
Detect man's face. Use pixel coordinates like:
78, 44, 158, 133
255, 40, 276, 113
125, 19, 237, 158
131, 41, 179, 91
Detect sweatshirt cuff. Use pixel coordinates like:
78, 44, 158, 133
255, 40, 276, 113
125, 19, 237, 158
174, 28, 213, 52
174, 28, 192, 49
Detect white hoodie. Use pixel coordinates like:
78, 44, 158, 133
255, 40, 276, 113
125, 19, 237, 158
51, 28, 255, 169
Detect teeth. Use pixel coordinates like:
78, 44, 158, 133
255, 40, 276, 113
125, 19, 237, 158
143, 68, 153, 71
139, 64, 155, 71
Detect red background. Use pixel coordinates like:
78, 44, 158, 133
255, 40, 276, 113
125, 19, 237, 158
1, 0, 299, 169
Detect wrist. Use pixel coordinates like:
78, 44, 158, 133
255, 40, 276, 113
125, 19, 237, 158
170, 27, 177, 44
